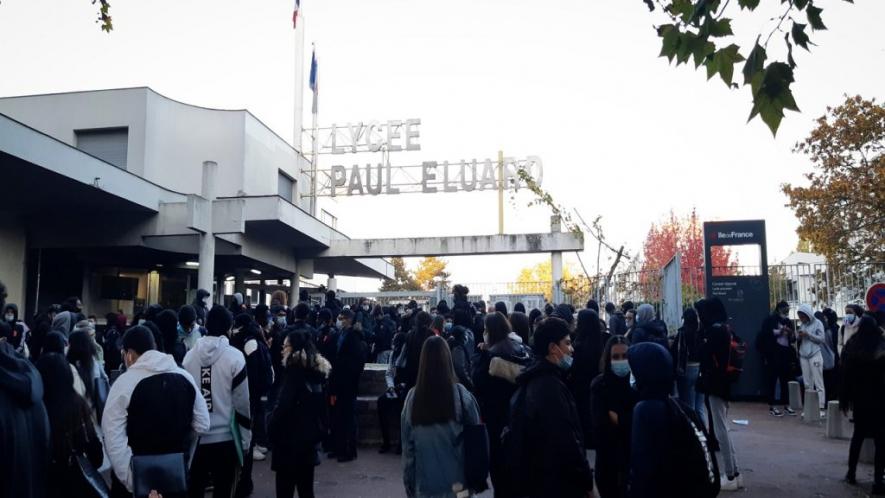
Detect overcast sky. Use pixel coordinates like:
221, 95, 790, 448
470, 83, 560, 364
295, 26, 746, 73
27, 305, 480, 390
1, 0, 882, 293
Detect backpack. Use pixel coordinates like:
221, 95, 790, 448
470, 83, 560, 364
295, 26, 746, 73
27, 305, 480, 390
500, 385, 530, 493
664, 397, 720, 497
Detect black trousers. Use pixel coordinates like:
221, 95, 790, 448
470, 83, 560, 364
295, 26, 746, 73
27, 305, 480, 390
189, 441, 240, 498
274, 449, 317, 498
848, 428, 885, 482
334, 395, 358, 460
594, 459, 627, 498
376, 393, 403, 448
764, 349, 792, 406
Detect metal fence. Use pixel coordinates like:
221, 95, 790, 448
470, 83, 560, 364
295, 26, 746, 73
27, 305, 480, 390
602, 262, 884, 315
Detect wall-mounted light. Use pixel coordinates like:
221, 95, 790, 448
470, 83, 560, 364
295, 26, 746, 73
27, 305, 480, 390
250, 269, 262, 275
225, 276, 235, 281
186, 261, 199, 267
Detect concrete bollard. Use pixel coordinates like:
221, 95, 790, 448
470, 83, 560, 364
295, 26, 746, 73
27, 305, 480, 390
803, 390, 821, 423
788, 381, 803, 412
826, 401, 851, 439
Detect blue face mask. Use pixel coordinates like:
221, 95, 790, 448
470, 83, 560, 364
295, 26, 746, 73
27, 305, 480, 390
611, 360, 631, 378
558, 352, 574, 371
444, 322, 453, 332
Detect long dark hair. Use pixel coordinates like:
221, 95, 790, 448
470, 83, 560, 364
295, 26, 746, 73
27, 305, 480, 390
600, 334, 631, 374
484, 311, 512, 346
575, 309, 602, 346
843, 315, 882, 362
510, 312, 530, 344
67, 330, 96, 399
36, 352, 93, 462
411, 336, 456, 426
406, 311, 434, 374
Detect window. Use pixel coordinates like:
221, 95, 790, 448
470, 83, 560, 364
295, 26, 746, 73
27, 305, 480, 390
75, 127, 129, 169
278, 171, 295, 203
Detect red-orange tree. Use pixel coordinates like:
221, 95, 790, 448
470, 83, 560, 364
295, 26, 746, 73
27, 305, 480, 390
640, 209, 736, 297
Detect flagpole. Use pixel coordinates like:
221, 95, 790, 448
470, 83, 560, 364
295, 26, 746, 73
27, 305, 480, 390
310, 43, 319, 216
293, 2, 305, 152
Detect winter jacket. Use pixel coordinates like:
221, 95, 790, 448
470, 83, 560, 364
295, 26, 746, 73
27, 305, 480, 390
269, 351, 331, 471
0, 342, 50, 498
329, 327, 367, 398
756, 312, 794, 361
103, 325, 124, 374
401, 383, 481, 498
569, 330, 605, 449
192, 289, 211, 325
231, 327, 274, 400
672, 323, 702, 375
628, 342, 677, 498
696, 322, 731, 400
840, 332, 885, 434
472, 339, 531, 444
631, 320, 669, 348
590, 370, 638, 474
355, 309, 376, 342
448, 328, 474, 391
102, 350, 210, 492
516, 359, 595, 498
608, 312, 627, 336
182, 335, 251, 448
797, 304, 826, 359
374, 316, 397, 354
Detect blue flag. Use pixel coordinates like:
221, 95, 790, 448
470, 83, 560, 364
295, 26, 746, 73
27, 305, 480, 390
309, 48, 318, 113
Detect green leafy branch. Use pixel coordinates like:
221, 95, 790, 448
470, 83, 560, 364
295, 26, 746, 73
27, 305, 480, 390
93, 0, 113, 32
649, 0, 845, 135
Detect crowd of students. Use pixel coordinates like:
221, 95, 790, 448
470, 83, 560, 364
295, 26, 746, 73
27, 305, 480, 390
2, 275, 885, 498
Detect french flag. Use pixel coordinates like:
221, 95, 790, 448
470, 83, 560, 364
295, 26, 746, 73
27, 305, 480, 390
292, 0, 300, 29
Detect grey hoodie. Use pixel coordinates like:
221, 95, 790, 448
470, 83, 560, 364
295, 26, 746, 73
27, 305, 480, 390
183, 335, 251, 448
51, 311, 74, 337
797, 303, 825, 359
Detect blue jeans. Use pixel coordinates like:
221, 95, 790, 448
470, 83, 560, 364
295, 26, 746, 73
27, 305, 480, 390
677, 363, 706, 423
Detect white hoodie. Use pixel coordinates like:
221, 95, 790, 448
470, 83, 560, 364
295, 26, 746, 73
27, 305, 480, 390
183, 335, 251, 449
101, 350, 210, 492
797, 304, 826, 359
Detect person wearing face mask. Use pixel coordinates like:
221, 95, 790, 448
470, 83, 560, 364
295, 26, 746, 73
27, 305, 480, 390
102, 326, 210, 497
840, 304, 865, 353
3, 303, 30, 358
797, 303, 827, 415
328, 308, 367, 462
756, 301, 797, 417
507, 317, 593, 498
373, 305, 396, 365
590, 335, 638, 498
191, 288, 211, 326
624, 309, 637, 339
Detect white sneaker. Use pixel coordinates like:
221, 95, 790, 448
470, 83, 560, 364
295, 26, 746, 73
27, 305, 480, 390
736, 474, 745, 489
252, 448, 267, 461
256, 445, 269, 454
721, 476, 739, 492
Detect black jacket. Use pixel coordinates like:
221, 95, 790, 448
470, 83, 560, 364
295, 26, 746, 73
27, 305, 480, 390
756, 312, 793, 361
329, 327, 366, 398
631, 320, 669, 348
517, 359, 594, 498
840, 335, 885, 434
472, 340, 531, 442
269, 353, 331, 471
569, 336, 605, 449
0, 342, 50, 498
697, 322, 731, 400
590, 371, 638, 478
671, 323, 701, 375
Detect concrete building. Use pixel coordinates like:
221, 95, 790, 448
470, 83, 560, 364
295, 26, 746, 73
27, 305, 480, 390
0, 87, 392, 318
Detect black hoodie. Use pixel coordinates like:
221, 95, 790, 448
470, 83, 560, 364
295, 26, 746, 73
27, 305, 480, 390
0, 341, 50, 498
696, 298, 732, 400
515, 359, 594, 498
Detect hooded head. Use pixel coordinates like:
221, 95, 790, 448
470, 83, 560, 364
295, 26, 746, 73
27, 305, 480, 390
797, 303, 816, 325
178, 305, 198, 329
585, 299, 600, 313
698, 297, 728, 328
155, 309, 179, 351
513, 302, 526, 314
628, 342, 674, 400
636, 304, 655, 325
51, 311, 74, 336
494, 301, 508, 316
552, 304, 575, 326
575, 309, 601, 344
3, 303, 18, 323
195, 288, 210, 304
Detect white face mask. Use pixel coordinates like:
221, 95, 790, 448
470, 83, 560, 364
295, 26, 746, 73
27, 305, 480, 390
138, 319, 146, 325
336, 319, 344, 329
844, 313, 856, 324
4, 314, 13, 322
362, 305, 369, 311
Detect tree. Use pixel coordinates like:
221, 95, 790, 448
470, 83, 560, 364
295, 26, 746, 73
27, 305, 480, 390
782, 95, 885, 265
379, 257, 421, 291
93, 0, 113, 32
514, 261, 594, 304
645, 0, 851, 135
641, 208, 737, 296
414, 257, 450, 291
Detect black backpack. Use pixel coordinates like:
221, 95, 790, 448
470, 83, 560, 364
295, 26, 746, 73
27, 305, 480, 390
500, 385, 530, 494
663, 397, 720, 497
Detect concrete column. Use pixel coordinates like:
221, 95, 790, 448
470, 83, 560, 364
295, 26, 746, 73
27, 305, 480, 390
197, 161, 218, 303
215, 276, 225, 305
551, 216, 563, 304
327, 274, 337, 292
289, 259, 300, 306
234, 271, 246, 297
0, 216, 27, 310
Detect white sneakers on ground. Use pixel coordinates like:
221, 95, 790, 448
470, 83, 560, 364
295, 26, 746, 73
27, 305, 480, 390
252, 447, 267, 461
255, 445, 269, 454
720, 474, 745, 492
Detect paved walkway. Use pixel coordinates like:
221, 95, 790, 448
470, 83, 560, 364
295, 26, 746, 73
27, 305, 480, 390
246, 403, 873, 497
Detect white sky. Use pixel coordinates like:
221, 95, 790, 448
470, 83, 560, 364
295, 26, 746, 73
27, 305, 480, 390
1, 0, 882, 293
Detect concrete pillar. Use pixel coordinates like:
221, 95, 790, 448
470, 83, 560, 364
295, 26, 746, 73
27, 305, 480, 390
289, 260, 300, 306
327, 274, 337, 292
234, 271, 246, 297
0, 217, 26, 309
803, 390, 821, 423
788, 381, 803, 412
197, 161, 218, 303
550, 216, 563, 304
215, 276, 225, 305
826, 401, 851, 439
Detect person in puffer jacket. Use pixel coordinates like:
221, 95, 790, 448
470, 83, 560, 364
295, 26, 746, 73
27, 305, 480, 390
471, 311, 532, 497
183, 305, 251, 498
